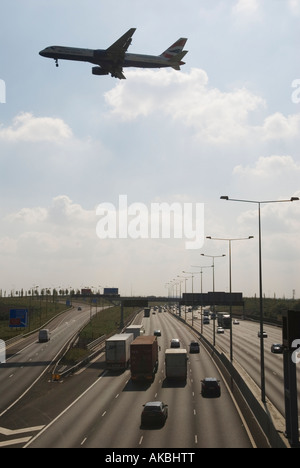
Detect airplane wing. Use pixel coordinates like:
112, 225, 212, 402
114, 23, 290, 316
96, 28, 136, 79
106, 28, 136, 58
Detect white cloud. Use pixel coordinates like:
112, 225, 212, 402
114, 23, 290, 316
7, 207, 48, 224
262, 112, 300, 140
232, 0, 261, 21
105, 68, 300, 148
105, 68, 265, 144
234, 155, 300, 178
48, 195, 95, 226
4, 196, 96, 255
288, 0, 300, 15
0, 113, 73, 143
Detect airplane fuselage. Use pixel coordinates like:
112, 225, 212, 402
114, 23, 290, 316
39, 46, 180, 69
39, 30, 187, 79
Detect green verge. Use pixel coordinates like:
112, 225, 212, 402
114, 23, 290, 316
0, 297, 67, 341
61, 305, 140, 366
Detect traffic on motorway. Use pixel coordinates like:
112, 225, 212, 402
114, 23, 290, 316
1, 306, 255, 449
189, 307, 300, 423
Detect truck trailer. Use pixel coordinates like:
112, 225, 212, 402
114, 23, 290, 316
125, 325, 144, 339
130, 335, 159, 382
105, 333, 133, 370
165, 348, 188, 381
217, 312, 231, 329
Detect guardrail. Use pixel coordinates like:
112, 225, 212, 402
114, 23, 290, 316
86, 335, 106, 351
52, 308, 142, 381
171, 311, 289, 448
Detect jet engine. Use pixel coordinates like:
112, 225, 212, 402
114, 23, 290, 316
92, 67, 109, 76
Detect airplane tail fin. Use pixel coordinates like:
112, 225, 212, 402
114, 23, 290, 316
160, 38, 188, 69
161, 37, 187, 62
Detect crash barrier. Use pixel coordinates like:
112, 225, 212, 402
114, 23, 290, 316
202, 334, 287, 448
172, 313, 288, 448
52, 308, 142, 381
86, 335, 106, 351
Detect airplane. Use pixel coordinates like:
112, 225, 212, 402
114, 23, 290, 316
39, 28, 188, 80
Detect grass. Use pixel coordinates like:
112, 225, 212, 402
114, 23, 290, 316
0, 296, 67, 341
61, 305, 139, 366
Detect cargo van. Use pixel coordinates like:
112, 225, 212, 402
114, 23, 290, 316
39, 329, 50, 343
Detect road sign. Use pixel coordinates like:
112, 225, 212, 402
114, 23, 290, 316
9, 309, 28, 328
122, 299, 148, 308
181, 292, 244, 306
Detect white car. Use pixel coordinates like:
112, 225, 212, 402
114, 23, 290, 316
217, 327, 225, 334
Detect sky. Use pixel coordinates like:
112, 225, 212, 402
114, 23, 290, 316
0, 0, 299, 299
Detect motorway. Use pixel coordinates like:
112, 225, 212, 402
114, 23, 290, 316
190, 312, 300, 423
22, 310, 254, 448
0, 302, 99, 421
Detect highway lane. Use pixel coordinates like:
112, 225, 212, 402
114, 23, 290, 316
27, 311, 253, 448
190, 314, 300, 421
0, 303, 100, 417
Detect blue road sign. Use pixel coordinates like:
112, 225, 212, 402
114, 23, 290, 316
9, 309, 28, 328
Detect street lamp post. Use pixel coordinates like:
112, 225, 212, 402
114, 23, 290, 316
206, 236, 254, 362
182, 271, 195, 326
200, 254, 226, 346
191, 265, 213, 334
220, 195, 299, 403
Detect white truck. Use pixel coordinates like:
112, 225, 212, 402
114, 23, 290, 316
105, 333, 133, 370
165, 349, 188, 381
125, 325, 144, 340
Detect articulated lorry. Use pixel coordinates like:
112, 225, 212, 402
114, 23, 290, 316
165, 348, 188, 381
105, 333, 133, 370
125, 325, 144, 339
130, 335, 159, 382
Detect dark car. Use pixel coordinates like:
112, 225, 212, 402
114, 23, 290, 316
141, 401, 168, 427
201, 378, 221, 398
154, 330, 161, 337
170, 339, 180, 348
189, 341, 200, 354
271, 343, 284, 354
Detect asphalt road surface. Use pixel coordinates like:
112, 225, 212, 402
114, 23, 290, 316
0, 303, 100, 418
25, 311, 254, 448
188, 312, 300, 432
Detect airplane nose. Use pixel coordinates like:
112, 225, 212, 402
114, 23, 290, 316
39, 49, 46, 57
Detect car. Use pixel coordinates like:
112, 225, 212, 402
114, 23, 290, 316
170, 339, 180, 348
77, 307, 82, 311
258, 331, 268, 338
217, 327, 224, 334
233, 319, 240, 325
154, 330, 161, 337
271, 343, 284, 354
38, 329, 50, 343
201, 378, 221, 398
189, 341, 200, 354
141, 401, 168, 427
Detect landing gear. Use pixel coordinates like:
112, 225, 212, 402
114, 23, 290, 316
55, 59, 59, 67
